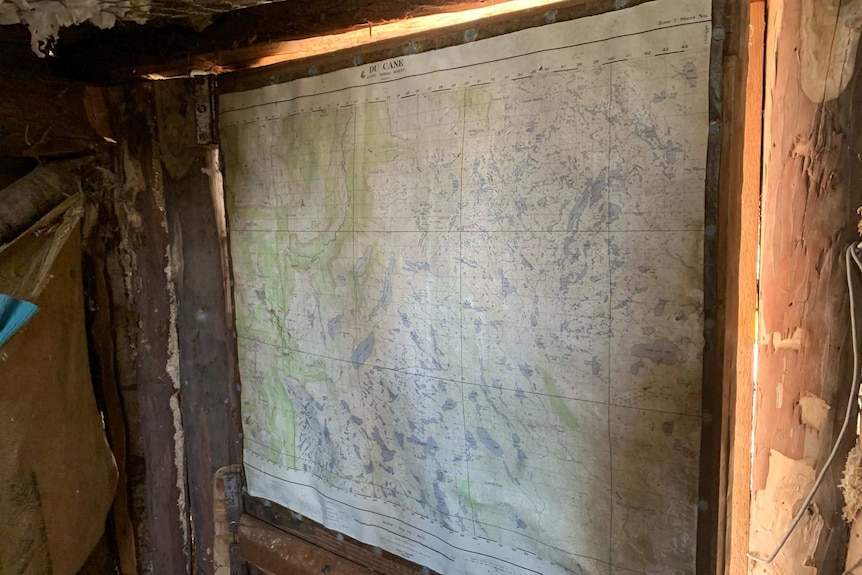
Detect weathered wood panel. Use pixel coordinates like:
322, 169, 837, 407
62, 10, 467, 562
751, 0, 862, 572
101, 83, 190, 575
154, 78, 243, 575
82, 218, 140, 575
240, 514, 378, 575
0, 67, 104, 157
723, 1, 764, 574
244, 496, 438, 575
695, 0, 746, 573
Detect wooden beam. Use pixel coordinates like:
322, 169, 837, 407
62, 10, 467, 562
695, 0, 743, 572
81, 233, 139, 575
0, 67, 106, 157
245, 496, 435, 575
100, 82, 190, 574
0, 158, 93, 243
153, 77, 243, 575
217, 0, 651, 94
45, 0, 644, 84
239, 514, 376, 575
49, 0, 509, 83
750, 0, 862, 572
723, 1, 764, 574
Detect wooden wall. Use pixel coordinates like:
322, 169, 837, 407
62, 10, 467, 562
6, 1, 858, 574
750, 0, 862, 573
0, 27, 106, 160
82, 80, 244, 574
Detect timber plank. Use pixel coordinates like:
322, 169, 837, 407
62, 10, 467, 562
240, 514, 376, 575
697, 0, 738, 573
154, 78, 243, 575
244, 496, 435, 575
51, 0, 511, 83
48, 0, 661, 85
217, 0, 651, 94
0, 67, 103, 157
82, 232, 139, 575
102, 83, 190, 575
723, 1, 763, 574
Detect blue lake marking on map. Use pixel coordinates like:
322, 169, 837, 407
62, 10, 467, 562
498, 269, 516, 296
372, 252, 396, 316
465, 430, 478, 450
352, 332, 375, 366
476, 427, 504, 458
328, 315, 342, 338
371, 427, 395, 462
405, 260, 430, 272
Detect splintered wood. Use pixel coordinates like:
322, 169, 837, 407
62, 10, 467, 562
752, 0, 862, 572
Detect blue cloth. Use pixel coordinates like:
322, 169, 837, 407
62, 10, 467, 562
0, 293, 38, 348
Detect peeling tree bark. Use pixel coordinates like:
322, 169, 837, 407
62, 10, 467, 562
751, 0, 862, 573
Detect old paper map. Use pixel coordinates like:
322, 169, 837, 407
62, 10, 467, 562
220, 1, 710, 573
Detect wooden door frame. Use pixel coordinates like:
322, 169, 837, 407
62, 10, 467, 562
214, 2, 755, 575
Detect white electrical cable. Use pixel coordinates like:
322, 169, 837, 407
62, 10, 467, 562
747, 242, 862, 565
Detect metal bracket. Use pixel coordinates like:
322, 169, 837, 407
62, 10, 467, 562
223, 468, 243, 533
193, 74, 217, 146
213, 465, 244, 575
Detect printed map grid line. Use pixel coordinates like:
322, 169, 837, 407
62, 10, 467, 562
457, 85, 477, 537
236, 334, 701, 418
605, 61, 614, 568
